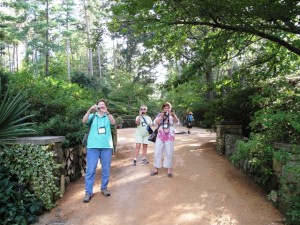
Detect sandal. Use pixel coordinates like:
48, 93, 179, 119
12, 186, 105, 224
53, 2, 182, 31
150, 171, 158, 176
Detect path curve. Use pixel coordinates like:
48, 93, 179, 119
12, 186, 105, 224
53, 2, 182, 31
35, 127, 284, 225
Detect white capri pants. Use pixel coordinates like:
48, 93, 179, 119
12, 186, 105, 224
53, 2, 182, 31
153, 138, 174, 168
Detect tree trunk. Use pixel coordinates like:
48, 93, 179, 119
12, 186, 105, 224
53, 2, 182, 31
67, 39, 71, 81
205, 67, 214, 100
97, 44, 101, 77
83, 0, 93, 76
45, 0, 50, 77
113, 38, 116, 75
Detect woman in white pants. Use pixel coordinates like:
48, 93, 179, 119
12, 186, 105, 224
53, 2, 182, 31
150, 102, 179, 178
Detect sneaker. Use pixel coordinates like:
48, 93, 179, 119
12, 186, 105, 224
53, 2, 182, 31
101, 189, 111, 197
133, 159, 137, 166
83, 193, 91, 203
142, 158, 149, 164
188, 131, 190, 134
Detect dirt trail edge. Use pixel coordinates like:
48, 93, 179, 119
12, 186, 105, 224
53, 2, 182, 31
35, 127, 284, 225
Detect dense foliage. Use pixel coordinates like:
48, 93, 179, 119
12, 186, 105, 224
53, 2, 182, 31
230, 77, 300, 223
0, 79, 35, 138
0, 163, 43, 225
250, 77, 300, 144
0, 143, 60, 210
0, 142, 61, 224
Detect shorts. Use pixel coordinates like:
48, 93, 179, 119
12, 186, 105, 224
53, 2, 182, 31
135, 133, 150, 144
186, 122, 193, 128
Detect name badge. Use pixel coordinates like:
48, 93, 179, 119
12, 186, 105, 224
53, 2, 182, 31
141, 122, 146, 127
98, 127, 106, 134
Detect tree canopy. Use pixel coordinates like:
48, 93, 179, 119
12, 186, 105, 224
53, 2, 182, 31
109, 0, 300, 56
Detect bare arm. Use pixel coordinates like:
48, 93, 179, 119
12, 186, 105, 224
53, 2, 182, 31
82, 105, 97, 123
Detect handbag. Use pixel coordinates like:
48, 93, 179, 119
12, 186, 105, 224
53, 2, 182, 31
148, 129, 158, 142
141, 115, 153, 134
148, 124, 162, 143
146, 125, 153, 134
82, 133, 89, 147
82, 114, 95, 147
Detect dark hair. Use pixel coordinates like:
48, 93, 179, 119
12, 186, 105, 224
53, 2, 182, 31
161, 102, 172, 110
96, 98, 108, 106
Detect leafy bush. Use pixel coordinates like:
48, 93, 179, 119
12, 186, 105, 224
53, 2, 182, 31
285, 195, 300, 225
232, 76, 300, 224
204, 86, 260, 136
0, 158, 44, 224
5, 71, 158, 146
250, 77, 300, 144
0, 143, 60, 210
115, 116, 124, 124
8, 73, 97, 146
231, 134, 274, 185
0, 80, 35, 138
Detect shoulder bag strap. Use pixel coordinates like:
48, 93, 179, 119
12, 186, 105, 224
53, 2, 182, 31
141, 115, 148, 124
86, 113, 96, 135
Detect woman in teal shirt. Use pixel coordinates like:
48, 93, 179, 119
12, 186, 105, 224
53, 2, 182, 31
82, 99, 115, 203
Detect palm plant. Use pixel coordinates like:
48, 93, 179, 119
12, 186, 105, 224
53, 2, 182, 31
0, 81, 35, 138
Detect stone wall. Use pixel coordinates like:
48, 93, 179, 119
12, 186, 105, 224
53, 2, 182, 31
271, 142, 300, 214
62, 146, 87, 194
224, 134, 248, 159
216, 122, 243, 155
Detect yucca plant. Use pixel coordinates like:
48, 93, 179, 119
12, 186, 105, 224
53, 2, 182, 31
0, 80, 35, 138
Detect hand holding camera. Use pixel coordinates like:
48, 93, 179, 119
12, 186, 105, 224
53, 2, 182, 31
93, 105, 107, 113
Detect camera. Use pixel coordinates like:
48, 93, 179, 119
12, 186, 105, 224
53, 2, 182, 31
96, 106, 101, 111
164, 112, 169, 116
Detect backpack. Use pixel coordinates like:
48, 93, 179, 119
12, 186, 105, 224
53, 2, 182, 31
187, 115, 194, 122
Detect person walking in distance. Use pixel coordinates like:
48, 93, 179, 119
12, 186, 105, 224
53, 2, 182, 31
150, 102, 179, 178
133, 105, 153, 166
186, 111, 194, 134
82, 99, 115, 203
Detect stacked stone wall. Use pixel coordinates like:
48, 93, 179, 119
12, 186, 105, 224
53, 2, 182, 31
215, 122, 242, 155
272, 142, 300, 214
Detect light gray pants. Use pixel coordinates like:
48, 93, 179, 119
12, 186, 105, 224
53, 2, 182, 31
154, 139, 174, 168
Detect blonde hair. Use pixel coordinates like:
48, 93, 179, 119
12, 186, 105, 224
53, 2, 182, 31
140, 105, 147, 110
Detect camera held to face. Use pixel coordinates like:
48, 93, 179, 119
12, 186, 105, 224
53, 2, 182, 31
96, 106, 101, 111
164, 112, 169, 116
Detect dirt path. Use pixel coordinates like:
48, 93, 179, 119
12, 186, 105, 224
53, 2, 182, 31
35, 127, 284, 225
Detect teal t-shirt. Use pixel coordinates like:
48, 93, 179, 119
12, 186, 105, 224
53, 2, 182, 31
86, 113, 113, 149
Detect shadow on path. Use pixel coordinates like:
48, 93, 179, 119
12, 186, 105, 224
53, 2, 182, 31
35, 127, 284, 225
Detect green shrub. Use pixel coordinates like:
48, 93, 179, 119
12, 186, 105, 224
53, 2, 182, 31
231, 134, 274, 185
237, 77, 300, 224
250, 77, 300, 144
0, 160, 43, 224
203, 86, 260, 136
8, 74, 97, 146
115, 116, 124, 124
0, 79, 35, 138
0, 143, 60, 210
285, 195, 300, 225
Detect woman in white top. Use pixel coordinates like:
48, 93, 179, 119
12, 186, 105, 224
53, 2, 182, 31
133, 105, 153, 166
